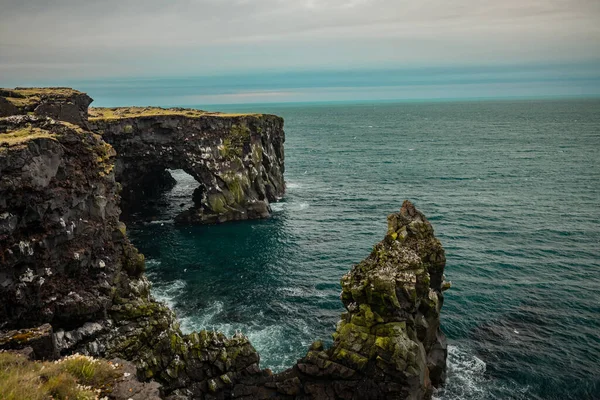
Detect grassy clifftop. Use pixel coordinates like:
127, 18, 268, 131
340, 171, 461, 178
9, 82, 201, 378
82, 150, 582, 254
0, 87, 86, 109
89, 106, 260, 120
0, 126, 57, 146
0, 352, 122, 400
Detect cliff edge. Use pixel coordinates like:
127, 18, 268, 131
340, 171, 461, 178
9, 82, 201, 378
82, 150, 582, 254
89, 107, 285, 224
0, 88, 448, 399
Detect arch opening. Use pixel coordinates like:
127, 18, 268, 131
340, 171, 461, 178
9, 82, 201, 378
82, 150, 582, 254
119, 167, 204, 223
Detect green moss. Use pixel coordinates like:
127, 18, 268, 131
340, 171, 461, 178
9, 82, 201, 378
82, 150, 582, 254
122, 247, 145, 276
220, 373, 232, 385
9, 331, 36, 343
0, 127, 56, 146
220, 172, 249, 205
94, 141, 116, 176
333, 348, 369, 370
208, 193, 227, 214
122, 124, 134, 134
230, 124, 251, 140
251, 143, 263, 165
219, 138, 242, 159
118, 222, 127, 236
1, 87, 84, 110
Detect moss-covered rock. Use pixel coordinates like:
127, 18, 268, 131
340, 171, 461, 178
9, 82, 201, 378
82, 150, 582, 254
0, 86, 448, 400
89, 108, 285, 225
0, 87, 92, 127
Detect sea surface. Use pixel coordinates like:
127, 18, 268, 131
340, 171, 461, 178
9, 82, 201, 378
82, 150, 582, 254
125, 99, 600, 399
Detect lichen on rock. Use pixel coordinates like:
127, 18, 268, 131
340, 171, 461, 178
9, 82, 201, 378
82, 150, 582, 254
0, 87, 92, 127
89, 107, 285, 224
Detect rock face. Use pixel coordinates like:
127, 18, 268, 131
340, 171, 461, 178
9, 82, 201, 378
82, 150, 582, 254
234, 201, 449, 400
0, 88, 448, 400
0, 88, 92, 128
0, 115, 127, 329
89, 107, 285, 223
0, 114, 266, 396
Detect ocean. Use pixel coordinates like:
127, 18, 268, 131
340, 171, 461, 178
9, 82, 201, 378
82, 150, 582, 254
123, 99, 600, 399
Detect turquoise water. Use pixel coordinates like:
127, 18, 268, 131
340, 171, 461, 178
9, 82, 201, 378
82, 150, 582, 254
126, 99, 600, 399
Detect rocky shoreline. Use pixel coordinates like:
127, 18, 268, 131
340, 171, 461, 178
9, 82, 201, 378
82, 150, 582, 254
0, 87, 449, 399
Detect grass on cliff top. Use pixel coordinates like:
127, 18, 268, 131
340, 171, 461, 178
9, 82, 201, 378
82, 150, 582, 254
9, 87, 83, 96
0, 126, 56, 146
0, 352, 122, 400
1, 87, 83, 108
89, 106, 261, 120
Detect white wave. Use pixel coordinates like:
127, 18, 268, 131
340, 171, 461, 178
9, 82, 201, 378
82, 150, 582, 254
279, 287, 311, 297
293, 202, 310, 211
145, 259, 162, 269
286, 182, 302, 189
168, 169, 197, 183
433, 345, 488, 400
270, 203, 285, 212
179, 301, 225, 334
151, 279, 187, 310
148, 219, 175, 225
180, 310, 310, 373
270, 201, 310, 213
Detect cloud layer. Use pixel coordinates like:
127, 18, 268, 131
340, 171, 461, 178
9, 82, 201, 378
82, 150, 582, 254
1, 0, 599, 81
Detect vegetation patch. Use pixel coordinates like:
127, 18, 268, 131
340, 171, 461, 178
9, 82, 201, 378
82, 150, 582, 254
0, 352, 122, 400
1, 87, 83, 109
0, 126, 56, 146
89, 107, 260, 120
219, 138, 242, 159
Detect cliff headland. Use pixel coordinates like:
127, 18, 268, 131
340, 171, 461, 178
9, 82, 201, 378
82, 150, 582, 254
0, 87, 448, 399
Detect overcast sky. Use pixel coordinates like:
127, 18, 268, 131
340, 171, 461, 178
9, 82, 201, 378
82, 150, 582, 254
1, 0, 599, 101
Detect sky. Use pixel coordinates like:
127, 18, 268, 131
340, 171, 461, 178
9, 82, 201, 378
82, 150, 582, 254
1, 0, 600, 104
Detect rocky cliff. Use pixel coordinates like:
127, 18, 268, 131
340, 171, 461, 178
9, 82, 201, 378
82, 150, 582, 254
89, 107, 285, 224
0, 87, 92, 128
0, 114, 265, 396
0, 88, 448, 399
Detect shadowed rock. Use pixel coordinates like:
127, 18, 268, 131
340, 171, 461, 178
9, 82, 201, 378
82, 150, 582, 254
89, 107, 285, 224
0, 87, 92, 127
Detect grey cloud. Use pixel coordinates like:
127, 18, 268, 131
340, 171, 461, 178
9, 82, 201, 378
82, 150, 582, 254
1, 0, 599, 81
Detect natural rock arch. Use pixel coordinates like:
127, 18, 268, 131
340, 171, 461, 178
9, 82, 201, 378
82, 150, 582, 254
89, 107, 285, 224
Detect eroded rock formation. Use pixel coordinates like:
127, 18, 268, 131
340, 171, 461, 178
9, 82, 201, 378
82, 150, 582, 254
0, 114, 265, 396
235, 201, 450, 400
0, 88, 448, 399
0, 87, 92, 128
89, 107, 285, 223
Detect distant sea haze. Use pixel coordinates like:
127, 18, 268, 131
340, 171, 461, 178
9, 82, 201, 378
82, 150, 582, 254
9, 62, 600, 106
126, 99, 600, 399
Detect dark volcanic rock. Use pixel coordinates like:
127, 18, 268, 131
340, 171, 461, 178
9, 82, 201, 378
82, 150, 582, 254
235, 201, 450, 400
0, 87, 92, 127
0, 115, 264, 396
89, 107, 285, 224
0, 115, 125, 329
0, 87, 448, 400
